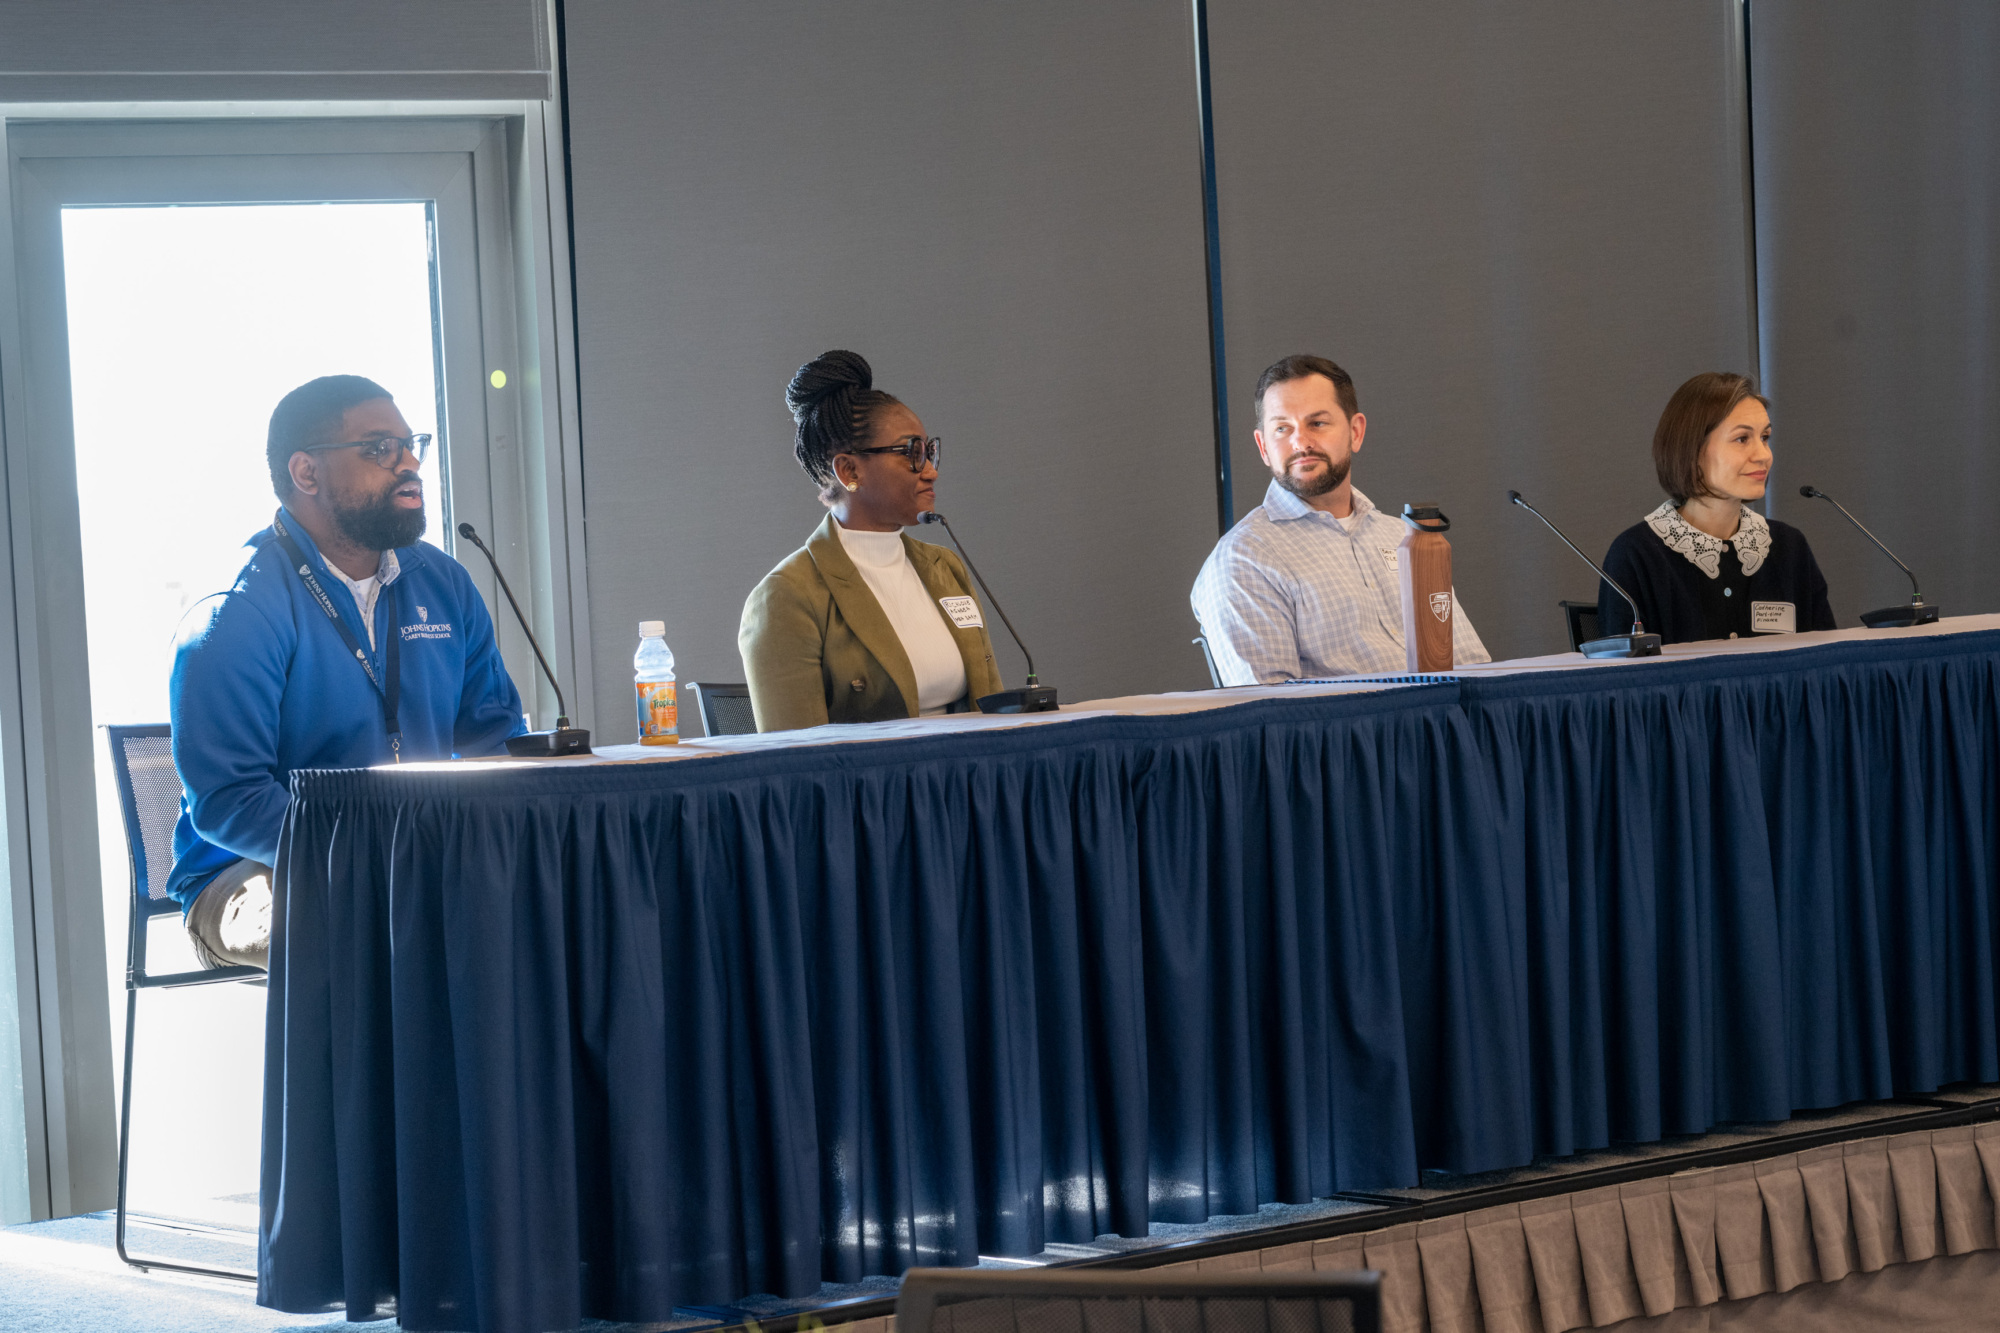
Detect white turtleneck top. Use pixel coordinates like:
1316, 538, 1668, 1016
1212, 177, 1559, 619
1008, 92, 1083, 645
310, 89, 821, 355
834, 523, 969, 715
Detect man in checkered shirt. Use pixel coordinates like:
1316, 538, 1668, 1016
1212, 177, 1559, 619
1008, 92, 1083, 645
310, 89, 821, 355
1191, 354, 1491, 685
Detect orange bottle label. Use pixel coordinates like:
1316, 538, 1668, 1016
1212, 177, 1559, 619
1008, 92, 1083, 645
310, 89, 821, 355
637, 680, 679, 744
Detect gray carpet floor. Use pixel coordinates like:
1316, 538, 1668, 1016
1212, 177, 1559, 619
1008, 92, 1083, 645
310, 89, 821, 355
0, 1212, 382, 1333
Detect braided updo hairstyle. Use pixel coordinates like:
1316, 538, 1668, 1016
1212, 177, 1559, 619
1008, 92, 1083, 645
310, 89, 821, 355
786, 350, 902, 492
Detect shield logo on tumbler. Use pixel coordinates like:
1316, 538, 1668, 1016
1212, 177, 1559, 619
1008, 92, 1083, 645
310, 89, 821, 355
1430, 591, 1452, 624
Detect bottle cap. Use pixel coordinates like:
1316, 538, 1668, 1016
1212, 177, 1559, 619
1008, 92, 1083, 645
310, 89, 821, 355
638, 620, 665, 637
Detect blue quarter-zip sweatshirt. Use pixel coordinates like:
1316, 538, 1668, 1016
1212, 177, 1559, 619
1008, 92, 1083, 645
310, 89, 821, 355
166, 509, 526, 909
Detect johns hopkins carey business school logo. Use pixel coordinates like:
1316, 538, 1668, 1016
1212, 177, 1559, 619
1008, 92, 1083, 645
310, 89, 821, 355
1429, 591, 1452, 623
402, 603, 453, 641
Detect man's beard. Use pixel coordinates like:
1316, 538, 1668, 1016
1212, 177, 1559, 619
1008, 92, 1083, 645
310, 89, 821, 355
331, 484, 426, 551
1274, 451, 1351, 499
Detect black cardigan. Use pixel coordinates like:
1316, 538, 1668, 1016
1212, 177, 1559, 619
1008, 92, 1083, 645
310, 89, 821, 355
1597, 510, 1836, 645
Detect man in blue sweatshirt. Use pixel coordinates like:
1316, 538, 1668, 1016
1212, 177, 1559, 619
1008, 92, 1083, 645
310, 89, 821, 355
168, 375, 525, 968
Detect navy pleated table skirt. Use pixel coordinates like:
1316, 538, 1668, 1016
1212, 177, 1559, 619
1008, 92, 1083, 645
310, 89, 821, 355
258, 629, 2000, 1332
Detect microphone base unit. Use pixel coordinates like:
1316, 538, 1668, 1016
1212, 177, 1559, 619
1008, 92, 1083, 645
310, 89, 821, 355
506, 726, 594, 757
1580, 633, 1663, 659
977, 685, 1060, 714
1860, 602, 1941, 629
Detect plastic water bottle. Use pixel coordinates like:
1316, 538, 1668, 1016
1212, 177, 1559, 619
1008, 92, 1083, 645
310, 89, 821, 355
634, 620, 679, 745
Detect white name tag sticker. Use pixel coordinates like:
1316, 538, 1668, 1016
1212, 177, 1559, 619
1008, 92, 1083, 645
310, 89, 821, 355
1751, 600, 1797, 634
938, 595, 984, 629
1380, 548, 1400, 570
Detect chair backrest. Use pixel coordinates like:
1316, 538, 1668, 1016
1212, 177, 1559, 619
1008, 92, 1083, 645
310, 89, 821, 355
898, 1268, 1381, 1333
105, 724, 182, 920
686, 681, 757, 737
1193, 636, 1223, 689
1559, 601, 1601, 653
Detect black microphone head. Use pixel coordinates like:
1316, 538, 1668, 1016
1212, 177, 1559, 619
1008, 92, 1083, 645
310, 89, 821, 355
1505, 489, 1523, 505
918, 510, 944, 524
1798, 485, 1819, 499
457, 521, 478, 540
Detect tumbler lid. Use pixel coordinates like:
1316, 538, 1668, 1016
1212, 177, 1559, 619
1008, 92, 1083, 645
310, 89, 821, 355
1402, 503, 1451, 532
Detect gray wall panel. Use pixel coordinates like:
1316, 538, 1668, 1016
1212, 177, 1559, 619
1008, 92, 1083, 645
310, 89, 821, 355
1751, 1, 1999, 625
566, 2, 1217, 736
1207, 1, 1757, 662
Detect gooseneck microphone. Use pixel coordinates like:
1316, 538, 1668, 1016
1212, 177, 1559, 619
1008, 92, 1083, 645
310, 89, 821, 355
457, 522, 593, 755
918, 511, 1058, 713
1797, 486, 1940, 628
1506, 490, 1663, 659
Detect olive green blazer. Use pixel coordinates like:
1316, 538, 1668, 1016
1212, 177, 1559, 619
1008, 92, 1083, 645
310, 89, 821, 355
739, 514, 1005, 732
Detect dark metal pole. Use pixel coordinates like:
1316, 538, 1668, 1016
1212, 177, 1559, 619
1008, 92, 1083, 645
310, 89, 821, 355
1192, 0, 1234, 535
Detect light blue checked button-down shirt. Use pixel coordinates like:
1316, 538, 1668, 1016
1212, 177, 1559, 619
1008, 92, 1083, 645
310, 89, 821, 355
1191, 481, 1491, 685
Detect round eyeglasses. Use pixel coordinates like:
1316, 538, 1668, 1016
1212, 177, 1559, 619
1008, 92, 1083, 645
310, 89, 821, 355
298, 433, 432, 470
850, 436, 941, 473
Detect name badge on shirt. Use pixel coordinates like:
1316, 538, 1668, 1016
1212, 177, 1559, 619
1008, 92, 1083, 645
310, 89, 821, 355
1751, 600, 1797, 634
1380, 548, 1399, 571
938, 595, 984, 629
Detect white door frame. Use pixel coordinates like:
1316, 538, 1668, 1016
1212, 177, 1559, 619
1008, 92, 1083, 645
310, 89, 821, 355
0, 111, 587, 1219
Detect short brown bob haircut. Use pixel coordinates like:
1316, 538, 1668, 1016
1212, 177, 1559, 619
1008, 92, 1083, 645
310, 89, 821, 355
1254, 354, 1359, 425
1653, 371, 1770, 506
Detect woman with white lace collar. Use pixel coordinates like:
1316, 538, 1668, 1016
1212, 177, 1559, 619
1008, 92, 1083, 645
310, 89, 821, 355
1597, 372, 1835, 645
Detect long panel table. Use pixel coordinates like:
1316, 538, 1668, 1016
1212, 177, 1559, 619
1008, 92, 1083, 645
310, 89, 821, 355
259, 619, 2000, 1332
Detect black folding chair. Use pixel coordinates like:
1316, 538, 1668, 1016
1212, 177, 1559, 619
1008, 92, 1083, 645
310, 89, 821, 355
686, 681, 757, 737
899, 1267, 1382, 1333
1560, 600, 1601, 653
1193, 635, 1224, 688
104, 723, 260, 1283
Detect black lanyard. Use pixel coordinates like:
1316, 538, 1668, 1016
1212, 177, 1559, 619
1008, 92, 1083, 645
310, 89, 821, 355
270, 510, 402, 758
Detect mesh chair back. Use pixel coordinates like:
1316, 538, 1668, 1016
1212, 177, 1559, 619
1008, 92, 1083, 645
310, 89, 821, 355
899, 1269, 1379, 1333
107, 725, 182, 917
1559, 600, 1601, 652
687, 681, 757, 737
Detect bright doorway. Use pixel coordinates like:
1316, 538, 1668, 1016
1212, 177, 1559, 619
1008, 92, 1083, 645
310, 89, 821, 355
61, 200, 447, 1229
1, 115, 568, 1225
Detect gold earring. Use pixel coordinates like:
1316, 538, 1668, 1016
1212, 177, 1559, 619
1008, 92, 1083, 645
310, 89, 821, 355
843, 479, 859, 493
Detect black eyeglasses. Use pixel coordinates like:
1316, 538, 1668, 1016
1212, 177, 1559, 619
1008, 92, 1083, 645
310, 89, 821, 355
298, 433, 433, 470
851, 436, 941, 473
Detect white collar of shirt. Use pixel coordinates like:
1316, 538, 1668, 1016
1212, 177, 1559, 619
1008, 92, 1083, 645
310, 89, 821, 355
835, 523, 908, 568
321, 548, 401, 650
1262, 479, 1378, 528
1645, 500, 1770, 579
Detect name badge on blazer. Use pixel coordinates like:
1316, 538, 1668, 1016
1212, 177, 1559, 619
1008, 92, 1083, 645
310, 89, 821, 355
938, 595, 984, 629
1751, 601, 1797, 634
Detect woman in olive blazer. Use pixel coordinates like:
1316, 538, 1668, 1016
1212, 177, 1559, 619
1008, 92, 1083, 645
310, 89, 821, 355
739, 350, 1004, 732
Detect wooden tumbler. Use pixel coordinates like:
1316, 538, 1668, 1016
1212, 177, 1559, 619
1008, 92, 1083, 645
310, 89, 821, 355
1398, 504, 1455, 672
